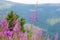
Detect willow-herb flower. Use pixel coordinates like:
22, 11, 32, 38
1, 18, 8, 31
55, 32, 58, 40
37, 29, 42, 36
6, 30, 13, 36
13, 22, 21, 32
30, 13, 38, 21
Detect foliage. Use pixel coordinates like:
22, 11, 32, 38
6, 11, 26, 32
6, 11, 19, 31
20, 17, 26, 32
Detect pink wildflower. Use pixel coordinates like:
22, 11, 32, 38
13, 23, 21, 32
33, 35, 38, 40
55, 32, 58, 40
13, 19, 19, 25
30, 13, 38, 21
6, 30, 13, 36
1, 18, 8, 30
0, 31, 3, 36
37, 29, 42, 36
23, 31, 28, 40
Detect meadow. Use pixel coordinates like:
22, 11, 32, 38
0, 11, 59, 40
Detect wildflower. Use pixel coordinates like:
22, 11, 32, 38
1, 18, 8, 31
3, 31, 7, 37
37, 29, 42, 36
55, 32, 58, 40
13, 32, 17, 38
20, 37, 25, 40
13, 19, 19, 25
30, 13, 38, 21
13, 22, 21, 32
37, 29, 42, 40
6, 30, 13, 36
23, 31, 28, 40
33, 35, 38, 40
0, 31, 3, 36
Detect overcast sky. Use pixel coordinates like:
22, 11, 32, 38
6, 0, 60, 4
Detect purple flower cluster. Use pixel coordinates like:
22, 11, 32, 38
30, 13, 38, 21
0, 17, 59, 40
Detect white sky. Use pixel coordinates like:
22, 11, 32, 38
6, 0, 60, 4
